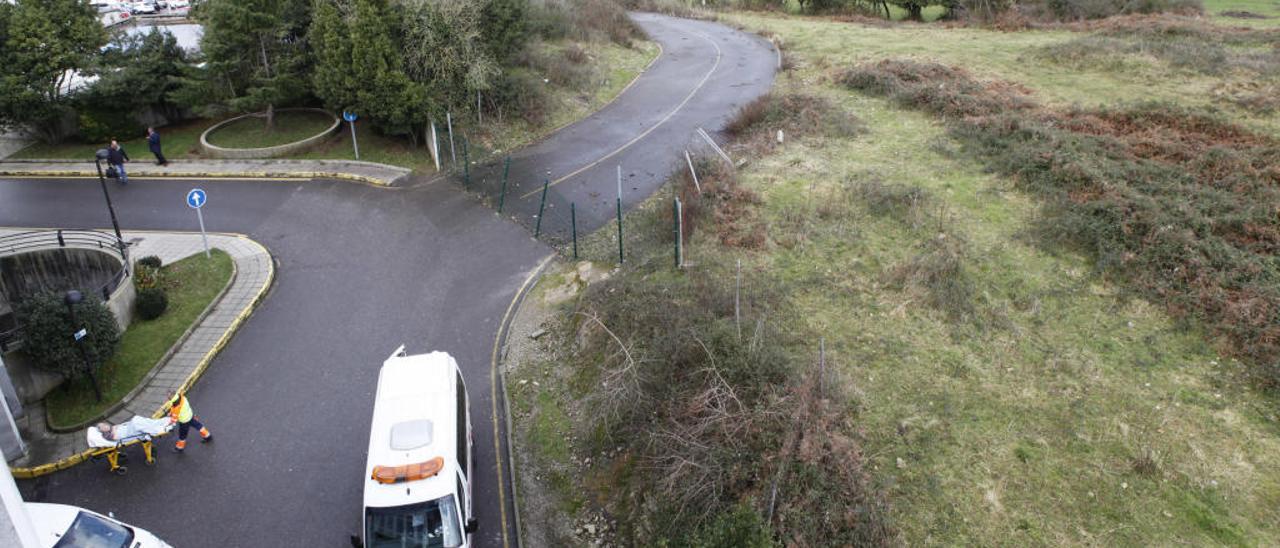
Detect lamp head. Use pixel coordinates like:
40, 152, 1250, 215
64, 290, 83, 306
95, 149, 109, 160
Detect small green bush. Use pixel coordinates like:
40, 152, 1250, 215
137, 255, 163, 269
15, 291, 120, 377
133, 264, 161, 290
135, 287, 169, 321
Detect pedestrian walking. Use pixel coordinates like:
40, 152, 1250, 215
106, 140, 129, 184
165, 389, 213, 453
147, 127, 167, 166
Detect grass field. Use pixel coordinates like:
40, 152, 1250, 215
512, 4, 1280, 545
717, 8, 1280, 545
11, 39, 659, 174
204, 110, 336, 149
46, 250, 233, 428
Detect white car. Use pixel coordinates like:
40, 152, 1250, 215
130, 1, 157, 14
356, 346, 477, 548
27, 502, 171, 548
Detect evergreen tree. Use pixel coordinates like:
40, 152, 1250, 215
0, 0, 107, 143
185, 0, 310, 127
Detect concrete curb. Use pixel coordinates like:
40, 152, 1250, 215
9, 234, 276, 479
0, 169, 406, 187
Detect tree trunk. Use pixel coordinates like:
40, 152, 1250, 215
265, 103, 275, 132
907, 2, 924, 21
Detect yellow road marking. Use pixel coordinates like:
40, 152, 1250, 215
518, 30, 724, 200
490, 254, 555, 548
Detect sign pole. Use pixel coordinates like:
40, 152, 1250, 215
187, 188, 211, 258
343, 111, 360, 160
196, 207, 210, 258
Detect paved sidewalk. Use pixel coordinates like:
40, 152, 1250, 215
0, 158, 411, 186
7, 231, 274, 477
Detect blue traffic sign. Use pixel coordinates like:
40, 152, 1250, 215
186, 188, 206, 209
343, 111, 358, 122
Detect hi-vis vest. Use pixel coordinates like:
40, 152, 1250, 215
168, 394, 194, 423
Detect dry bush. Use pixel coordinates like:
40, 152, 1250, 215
853, 179, 931, 227
563, 43, 588, 64
672, 156, 768, 250
845, 57, 1280, 388
839, 60, 1037, 118
724, 92, 865, 156
886, 232, 978, 321
1034, 17, 1280, 76
569, 264, 895, 543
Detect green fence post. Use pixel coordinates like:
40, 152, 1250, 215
571, 202, 578, 260
535, 178, 549, 238
616, 195, 624, 264
463, 137, 470, 187
498, 156, 511, 213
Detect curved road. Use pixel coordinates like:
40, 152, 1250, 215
3, 13, 774, 548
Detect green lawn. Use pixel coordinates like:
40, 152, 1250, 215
46, 250, 234, 428
204, 110, 336, 149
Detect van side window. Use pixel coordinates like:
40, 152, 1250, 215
456, 372, 467, 474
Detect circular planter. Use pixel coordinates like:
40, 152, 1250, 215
200, 108, 341, 159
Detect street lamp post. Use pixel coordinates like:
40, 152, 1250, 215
63, 290, 102, 403
93, 149, 127, 260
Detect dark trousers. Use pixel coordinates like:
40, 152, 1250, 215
177, 417, 206, 441
151, 149, 167, 165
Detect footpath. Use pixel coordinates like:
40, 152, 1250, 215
6, 231, 274, 478
0, 158, 412, 187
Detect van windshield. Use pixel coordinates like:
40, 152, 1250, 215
52, 511, 134, 548
366, 496, 462, 548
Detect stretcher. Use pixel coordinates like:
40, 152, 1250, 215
85, 417, 174, 475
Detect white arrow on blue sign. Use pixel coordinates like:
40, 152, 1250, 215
343, 111, 358, 122
186, 188, 206, 209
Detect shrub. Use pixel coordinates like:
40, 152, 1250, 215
137, 255, 163, 269
14, 291, 120, 378
133, 264, 161, 290
135, 287, 169, 321
77, 108, 144, 145
887, 232, 977, 321
1026, 0, 1203, 20
839, 60, 1035, 118
724, 92, 865, 157
846, 57, 1280, 389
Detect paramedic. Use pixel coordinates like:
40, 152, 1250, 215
166, 390, 213, 453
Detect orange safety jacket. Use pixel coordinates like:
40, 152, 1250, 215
168, 394, 194, 423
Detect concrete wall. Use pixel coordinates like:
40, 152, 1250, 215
200, 108, 341, 159
0, 248, 136, 405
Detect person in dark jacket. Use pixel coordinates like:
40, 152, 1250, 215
146, 127, 167, 166
107, 140, 129, 184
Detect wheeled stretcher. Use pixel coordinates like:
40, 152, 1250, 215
85, 416, 174, 475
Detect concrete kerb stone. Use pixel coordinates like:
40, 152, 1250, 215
8, 233, 275, 479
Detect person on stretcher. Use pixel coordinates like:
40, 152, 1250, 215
90, 416, 172, 446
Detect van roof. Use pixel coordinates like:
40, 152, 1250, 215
363, 350, 460, 508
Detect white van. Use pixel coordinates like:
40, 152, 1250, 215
355, 346, 476, 548
27, 502, 171, 547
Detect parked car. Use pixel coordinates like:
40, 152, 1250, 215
27, 502, 172, 548
130, 1, 157, 14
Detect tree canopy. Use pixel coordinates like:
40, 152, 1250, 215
0, 0, 107, 143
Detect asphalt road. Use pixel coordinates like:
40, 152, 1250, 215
3, 13, 774, 548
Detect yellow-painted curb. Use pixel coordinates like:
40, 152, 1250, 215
0, 170, 397, 187
9, 234, 276, 478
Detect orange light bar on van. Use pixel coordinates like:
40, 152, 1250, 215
371, 456, 444, 485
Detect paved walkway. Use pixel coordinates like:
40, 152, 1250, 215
7, 230, 273, 477
0, 158, 411, 187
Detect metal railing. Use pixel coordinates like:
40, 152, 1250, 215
0, 229, 130, 353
